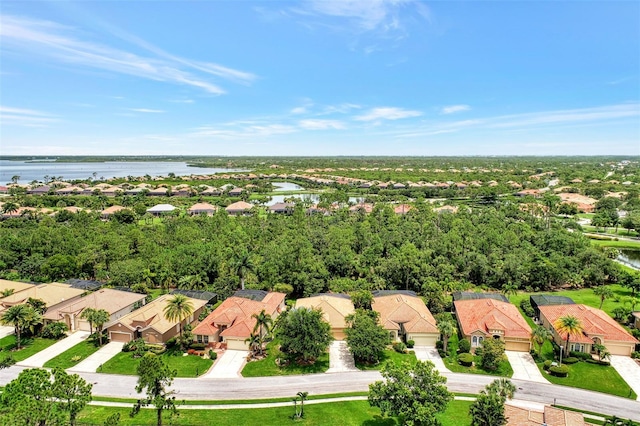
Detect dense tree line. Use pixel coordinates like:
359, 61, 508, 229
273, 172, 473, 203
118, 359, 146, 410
0, 203, 622, 301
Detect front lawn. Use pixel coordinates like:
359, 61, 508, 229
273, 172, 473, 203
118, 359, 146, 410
440, 333, 513, 378
241, 339, 329, 377
43, 340, 102, 369
534, 341, 637, 399
77, 399, 473, 426
99, 347, 212, 377
0, 335, 57, 362
356, 349, 417, 370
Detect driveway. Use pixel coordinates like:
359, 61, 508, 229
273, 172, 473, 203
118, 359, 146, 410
0, 326, 14, 339
327, 341, 358, 373
68, 342, 124, 373
610, 356, 640, 401
505, 351, 549, 384
413, 346, 450, 372
202, 350, 248, 379
18, 331, 90, 368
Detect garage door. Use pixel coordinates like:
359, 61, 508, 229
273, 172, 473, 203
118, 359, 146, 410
607, 343, 633, 356
77, 320, 91, 332
410, 334, 438, 347
226, 338, 249, 351
110, 331, 132, 342
505, 341, 530, 352
332, 329, 346, 341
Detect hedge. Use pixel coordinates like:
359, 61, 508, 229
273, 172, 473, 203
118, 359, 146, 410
563, 357, 579, 364
458, 352, 474, 367
549, 365, 569, 377
543, 360, 552, 370
569, 351, 591, 360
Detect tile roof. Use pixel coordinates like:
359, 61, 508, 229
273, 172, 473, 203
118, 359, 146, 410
505, 404, 588, 426
101, 205, 125, 215
373, 294, 438, 334
539, 304, 639, 344
295, 294, 355, 330
193, 292, 285, 339
0, 279, 35, 294
43, 289, 146, 321
112, 294, 207, 334
225, 201, 254, 212
0, 282, 85, 309
454, 299, 532, 339
188, 202, 217, 212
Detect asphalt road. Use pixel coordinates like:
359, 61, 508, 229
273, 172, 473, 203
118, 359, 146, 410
1, 366, 639, 420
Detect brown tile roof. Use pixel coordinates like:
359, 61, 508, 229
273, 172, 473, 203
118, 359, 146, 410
505, 404, 588, 426
101, 205, 125, 216
43, 289, 146, 321
193, 292, 285, 339
539, 304, 639, 344
454, 299, 532, 339
225, 201, 254, 213
295, 294, 355, 330
373, 294, 437, 334
112, 294, 207, 335
188, 202, 217, 213
0, 282, 85, 309
0, 280, 35, 294
393, 204, 413, 214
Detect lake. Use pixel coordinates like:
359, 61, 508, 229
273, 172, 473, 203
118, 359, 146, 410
0, 160, 247, 184
618, 249, 640, 270
272, 182, 305, 191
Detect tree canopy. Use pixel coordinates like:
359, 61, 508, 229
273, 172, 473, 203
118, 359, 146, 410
277, 307, 332, 364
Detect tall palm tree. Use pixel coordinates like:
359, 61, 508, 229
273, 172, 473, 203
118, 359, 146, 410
554, 315, 583, 358
92, 309, 110, 346
252, 309, 273, 338
1, 202, 19, 216
594, 286, 613, 310
245, 332, 263, 358
230, 250, 254, 290
437, 320, 456, 353
163, 295, 194, 344
531, 327, 552, 354
486, 378, 516, 400
81, 308, 97, 335
1, 305, 32, 349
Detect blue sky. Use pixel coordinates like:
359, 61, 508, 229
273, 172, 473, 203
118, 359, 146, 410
1, 1, 639, 156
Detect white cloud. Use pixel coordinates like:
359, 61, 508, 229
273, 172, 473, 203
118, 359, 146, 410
191, 123, 297, 139
355, 107, 422, 121
291, 106, 309, 115
322, 103, 361, 115
170, 99, 194, 104
298, 119, 346, 130
441, 104, 471, 114
0, 105, 58, 127
305, 0, 416, 32
0, 15, 256, 95
128, 108, 165, 113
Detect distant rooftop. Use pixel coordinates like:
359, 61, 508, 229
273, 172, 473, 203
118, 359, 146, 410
233, 289, 268, 302
452, 291, 508, 303
372, 290, 418, 298
66, 279, 103, 291
171, 289, 217, 303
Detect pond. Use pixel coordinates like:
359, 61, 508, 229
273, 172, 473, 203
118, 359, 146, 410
618, 249, 640, 270
264, 194, 365, 206
271, 182, 305, 191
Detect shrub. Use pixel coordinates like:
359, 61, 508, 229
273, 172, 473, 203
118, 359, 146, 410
406, 340, 415, 349
519, 299, 535, 318
563, 357, 579, 365
586, 358, 610, 366
569, 351, 591, 361
165, 337, 177, 348
549, 365, 569, 377
438, 349, 446, 358
187, 349, 197, 355
458, 352, 474, 367
632, 329, 640, 340
123, 338, 147, 353
70, 355, 82, 363
392, 341, 407, 353
457, 339, 471, 354
632, 351, 640, 359
149, 347, 167, 355
209, 350, 217, 360
435, 340, 444, 350
543, 360, 552, 370
41, 322, 68, 340
190, 343, 206, 350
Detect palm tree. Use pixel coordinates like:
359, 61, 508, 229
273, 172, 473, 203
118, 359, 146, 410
230, 250, 254, 290
554, 315, 583, 360
296, 391, 308, 418
437, 320, 456, 353
531, 327, 552, 354
1, 305, 32, 349
92, 309, 110, 346
163, 295, 194, 345
1, 202, 19, 216
486, 378, 516, 400
594, 286, 614, 310
501, 283, 518, 302
245, 332, 263, 358
252, 309, 273, 338
81, 308, 97, 335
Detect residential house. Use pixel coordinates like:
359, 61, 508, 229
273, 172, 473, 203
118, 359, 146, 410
349, 203, 374, 214
100, 205, 125, 219
505, 403, 591, 426
0, 282, 85, 313
393, 204, 413, 215
372, 291, 439, 346
633, 312, 640, 329
529, 295, 575, 320
146, 204, 176, 216
225, 201, 253, 215
192, 292, 286, 350
228, 187, 244, 197
269, 202, 295, 214
538, 304, 639, 356
188, 202, 217, 216
43, 289, 146, 332
27, 185, 51, 196
0, 279, 35, 297
295, 294, 354, 340
106, 294, 207, 344
454, 299, 532, 352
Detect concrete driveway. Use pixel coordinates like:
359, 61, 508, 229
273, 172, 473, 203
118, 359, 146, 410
18, 331, 90, 368
327, 341, 358, 373
68, 342, 124, 373
202, 350, 248, 378
505, 351, 549, 384
0, 326, 14, 339
610, 356, 640, 401
413, 346, 450, 372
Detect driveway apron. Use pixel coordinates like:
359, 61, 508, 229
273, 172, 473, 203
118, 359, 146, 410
202, 350, 248, 378
610, 355, 640, 401
505, 350, 549, 384
327, 341, 358, 373
413, 346, 450, 372
18, 331, 90, 368
68, 341, 124, 373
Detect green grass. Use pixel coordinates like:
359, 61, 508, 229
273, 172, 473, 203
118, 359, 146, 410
99, 347, 213, 377
92, 392, 371, 405
534, 341, 637, 399
510, 284, 631, 318
589, 239, 640, 250
356, 349, 418, 370
0, 335, 57, 362
43, 340, 102, 369
441, 333, 513, 378
77, 399, 473, 426
241, 339, 329, 377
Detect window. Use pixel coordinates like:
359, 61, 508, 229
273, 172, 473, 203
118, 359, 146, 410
197, 335, 203, 343
204, 335, 209, 344
472, 336, 484, 347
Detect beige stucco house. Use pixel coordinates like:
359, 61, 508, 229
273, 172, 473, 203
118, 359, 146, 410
372, 292, 439, 346
295, 294, 355, 340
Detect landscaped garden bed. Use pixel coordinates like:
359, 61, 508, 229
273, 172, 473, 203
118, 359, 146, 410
241, 339, 329, 377
99, 345, 213, 377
